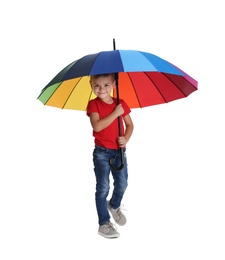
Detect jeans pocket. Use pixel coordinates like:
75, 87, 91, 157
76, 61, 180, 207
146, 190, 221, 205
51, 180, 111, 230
93, 146, 107, 160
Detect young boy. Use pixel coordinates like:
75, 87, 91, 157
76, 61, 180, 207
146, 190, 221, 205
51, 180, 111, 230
86, 73, 134, 238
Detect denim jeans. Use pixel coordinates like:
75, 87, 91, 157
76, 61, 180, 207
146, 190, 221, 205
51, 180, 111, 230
93, 145, 128, 225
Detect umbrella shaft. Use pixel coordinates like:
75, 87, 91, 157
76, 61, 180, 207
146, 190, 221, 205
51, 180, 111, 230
117, 116, 122, 136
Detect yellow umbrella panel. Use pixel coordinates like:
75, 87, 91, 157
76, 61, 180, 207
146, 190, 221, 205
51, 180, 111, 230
38, 76, 98, 111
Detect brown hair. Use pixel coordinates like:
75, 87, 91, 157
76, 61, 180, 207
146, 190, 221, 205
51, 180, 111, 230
90, 73, 115, 82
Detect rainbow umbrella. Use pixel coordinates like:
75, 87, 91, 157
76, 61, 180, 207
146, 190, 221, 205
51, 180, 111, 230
38, 40, 198, 170
38, 52, 197, 111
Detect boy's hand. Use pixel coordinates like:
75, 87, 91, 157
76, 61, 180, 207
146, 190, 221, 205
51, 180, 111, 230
114, 104, 124, 117
117, 136, 127, 147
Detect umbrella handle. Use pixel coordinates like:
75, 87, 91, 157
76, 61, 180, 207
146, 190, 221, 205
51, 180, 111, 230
109, 114, 125, 171
109, 147, 125, 172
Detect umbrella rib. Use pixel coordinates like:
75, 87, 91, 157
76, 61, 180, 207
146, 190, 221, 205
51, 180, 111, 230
126, 72, 143, 108
163, 73, 196, 97
86, 90, 95, 110
144, 72, 168, 103
163, 73, 195, 97
145, 72, 196, 103
38, 82, 63, 104
61, 78, 82, 109
164, 73, 186, 97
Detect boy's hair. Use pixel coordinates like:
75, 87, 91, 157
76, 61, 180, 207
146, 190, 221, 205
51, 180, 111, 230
90, 73, 115, 82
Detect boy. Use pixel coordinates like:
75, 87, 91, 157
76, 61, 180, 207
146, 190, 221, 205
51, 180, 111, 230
86, 73, 133, 238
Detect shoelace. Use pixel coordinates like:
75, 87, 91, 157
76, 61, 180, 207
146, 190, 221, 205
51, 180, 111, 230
106, 222, 118, 231
113, 204, 127, 215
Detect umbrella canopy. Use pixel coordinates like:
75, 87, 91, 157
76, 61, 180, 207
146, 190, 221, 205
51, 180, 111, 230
38, 50, 198, 111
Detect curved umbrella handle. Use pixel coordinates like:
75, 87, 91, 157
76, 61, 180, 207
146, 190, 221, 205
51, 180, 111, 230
109, 147, 124, 172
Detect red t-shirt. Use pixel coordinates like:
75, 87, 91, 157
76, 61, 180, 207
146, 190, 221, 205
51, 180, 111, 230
86, 97, 131, 149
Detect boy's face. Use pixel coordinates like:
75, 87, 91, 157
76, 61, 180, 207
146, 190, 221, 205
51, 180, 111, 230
90, 75, 115, 100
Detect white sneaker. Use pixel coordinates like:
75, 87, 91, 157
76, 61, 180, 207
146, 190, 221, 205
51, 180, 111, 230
98, 222, 120, 238
107, 201, 127, 226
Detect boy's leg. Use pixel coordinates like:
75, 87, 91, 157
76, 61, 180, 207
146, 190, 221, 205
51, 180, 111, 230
110, 149, 128, 209
93, 146, 113, 225
108, 150, 128, 226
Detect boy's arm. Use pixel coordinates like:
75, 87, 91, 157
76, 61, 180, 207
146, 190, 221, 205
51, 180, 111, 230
123, 114, 134, 143
117, 114, 134, 147
89, 104, 124, 132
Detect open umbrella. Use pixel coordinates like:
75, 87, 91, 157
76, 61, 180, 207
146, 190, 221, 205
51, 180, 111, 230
38, 39, 198, 170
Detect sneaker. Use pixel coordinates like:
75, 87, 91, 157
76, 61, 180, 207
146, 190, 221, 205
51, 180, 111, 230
107, 201, 127, 226
98, 222, 120, 238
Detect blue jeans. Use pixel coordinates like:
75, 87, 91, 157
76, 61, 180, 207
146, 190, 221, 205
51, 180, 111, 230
93, 145, 128, 225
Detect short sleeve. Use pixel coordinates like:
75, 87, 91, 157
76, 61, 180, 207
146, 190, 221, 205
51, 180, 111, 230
120, 99, 131, 117
86, 99, 98, 117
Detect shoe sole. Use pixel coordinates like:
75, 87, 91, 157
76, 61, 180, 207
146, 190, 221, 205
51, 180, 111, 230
98, 232, 120, 238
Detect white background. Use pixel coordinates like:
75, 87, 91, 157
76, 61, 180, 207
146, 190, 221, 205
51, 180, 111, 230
1, 0, 224, 259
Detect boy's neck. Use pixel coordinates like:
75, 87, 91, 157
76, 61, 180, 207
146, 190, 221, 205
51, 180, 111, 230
98, 96, 114, 104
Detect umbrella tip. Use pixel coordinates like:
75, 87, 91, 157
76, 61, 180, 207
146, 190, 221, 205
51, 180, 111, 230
113, 38, 116, 50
